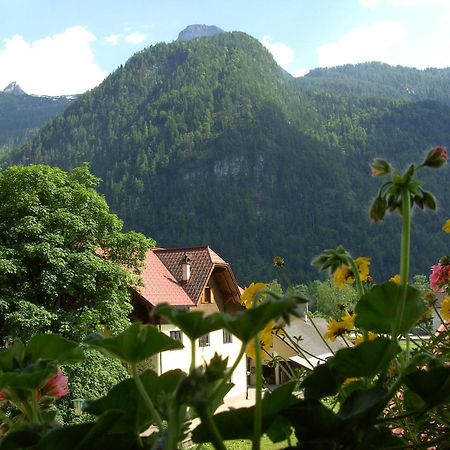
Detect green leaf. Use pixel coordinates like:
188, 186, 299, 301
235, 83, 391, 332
224, 296, 303, 343
355, 282, 426, 334
84, 323, 183, 363
26, 334, 84, 365
403, 366, 450, 408
192, 381, 299, 442
152, 305, 225, 340
0, 361, 56, 390
281, 398, 342, 443
35, 424, 94, 450
329, 338, 400, 378
302, 363, 343, 399
357, 425, 406, 450
338, 387, 389, 423
86, 369, 186, 428
0, 430, 41, 450
302, 339, 400, 400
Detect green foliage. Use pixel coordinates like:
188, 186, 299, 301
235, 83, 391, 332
6, 33, 450, 285
302, 280, 358, 319
0, 163, 153, 423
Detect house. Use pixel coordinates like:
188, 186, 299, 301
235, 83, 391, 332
130, 246, 247, 402
248, 316, 346, 386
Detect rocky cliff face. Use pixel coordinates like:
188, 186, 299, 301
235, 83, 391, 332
3, 82, 27, 96
177, 24, 224, 41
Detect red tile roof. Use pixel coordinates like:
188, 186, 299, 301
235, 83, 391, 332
133, 246, 240, 307
135, 250, 194, 306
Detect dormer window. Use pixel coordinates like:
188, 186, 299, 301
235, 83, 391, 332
203, 287, 212, 303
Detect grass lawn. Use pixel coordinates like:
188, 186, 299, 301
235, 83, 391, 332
196, 435, 294, 449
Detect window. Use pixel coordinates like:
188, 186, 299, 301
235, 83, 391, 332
170, 330, 183, 345
223, 329, 232, 344
203, 287, 212, 303
198, 333, 210, 347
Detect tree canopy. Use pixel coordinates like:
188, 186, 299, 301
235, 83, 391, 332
0, 163, 153, 342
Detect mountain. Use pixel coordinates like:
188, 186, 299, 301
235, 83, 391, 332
3, 81, 27, 96
7, 32, 450, 285
177, 24, 224, 41
0, 84, 75, 156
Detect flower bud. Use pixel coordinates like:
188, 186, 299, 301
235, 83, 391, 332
439, 256, 450, 266
422, 191, 437, 210
370, 159, 391, 177
370, 196, 387, 223
423, 146, 448, 168
273, 256, 284, 267
40, 369, 69, 398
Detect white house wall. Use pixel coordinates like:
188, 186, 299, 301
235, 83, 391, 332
159, 324, 247, 402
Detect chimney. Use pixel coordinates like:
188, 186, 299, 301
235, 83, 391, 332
181, 252, 191, 282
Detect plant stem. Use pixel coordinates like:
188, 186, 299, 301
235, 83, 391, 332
131, 364, 164, 431
190, 338, 196, 372
395, 188, 412, 363
307, 313, 336, 355
197, 406, 226, 450
252, 334, 262, 450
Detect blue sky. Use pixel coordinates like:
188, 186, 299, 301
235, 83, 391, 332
1, 0, 449, 95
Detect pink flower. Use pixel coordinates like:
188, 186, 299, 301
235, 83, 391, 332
40, 369, 69, 398
0, 391, 7, 401
424, 146, 448, 168
429, 264, 450, 292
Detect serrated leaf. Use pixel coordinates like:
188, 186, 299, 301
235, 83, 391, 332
26, 334, 84, 365
355, 282, 426, 334
85, 323, 183, 363
403, 366, 450, 408
152, 305, 225, 340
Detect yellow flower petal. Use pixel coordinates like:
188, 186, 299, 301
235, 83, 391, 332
324, 319, 348, 341
241, 282, 268, 308
355, 257, 371, 282
354, 332, 379, 346
340, 310, 356, 331
442, 219, 450, 233
389, 274, 401, 285
333, 265, 352, 289
440, 296, 450, 322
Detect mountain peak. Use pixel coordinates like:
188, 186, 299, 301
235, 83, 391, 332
177, 24, 224, 41
3, 82, 27, 96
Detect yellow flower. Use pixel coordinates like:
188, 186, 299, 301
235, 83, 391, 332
340, 310, 356, 331
333, 265, 352, 288
245, 322, 274, 360
241, 282, 268, 308
354, 332, 379, 346
324, 319, 348, 341
442, 219, 450, 233
390, 274, 401, 285
355, 257, 371, 282
440, 295, 450, 322
332, 257, 371, 289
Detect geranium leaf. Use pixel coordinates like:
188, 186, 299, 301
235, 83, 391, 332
84, 323, 183, 363
152, 305, 226, 340
26, 334, 84, 365
355, 282, 426, 334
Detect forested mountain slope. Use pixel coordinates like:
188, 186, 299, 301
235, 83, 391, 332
0, 88, 74, 155
7, 32, 450, 284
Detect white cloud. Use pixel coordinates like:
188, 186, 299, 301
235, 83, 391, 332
0, 26, 106, 96
105, 34, 122, 45
124, 32, 147, 45
259, 36, 295, 69
317, 21, 407, 67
